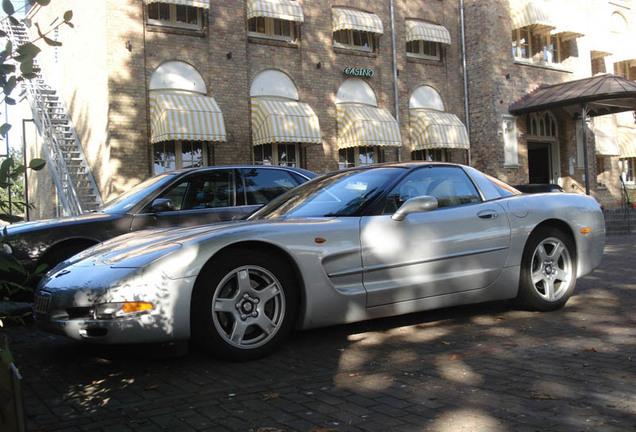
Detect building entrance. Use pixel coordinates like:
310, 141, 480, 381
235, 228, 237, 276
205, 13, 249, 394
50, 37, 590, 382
528, 142, 552, 184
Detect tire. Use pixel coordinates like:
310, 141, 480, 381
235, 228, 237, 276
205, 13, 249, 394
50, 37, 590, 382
514, 227, 577, 311
190, 248, 298, 361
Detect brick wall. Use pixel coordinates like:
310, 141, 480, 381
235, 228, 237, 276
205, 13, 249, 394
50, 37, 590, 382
22, 0, 634, 215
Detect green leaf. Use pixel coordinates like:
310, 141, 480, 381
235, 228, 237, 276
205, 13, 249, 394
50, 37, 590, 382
0, 64, 16, 74
8, 16, 19, 26
28, 158, 45, 171
10, 165, 26, 180
4, 97, 15, 105
16, 43, 40, 60
3, 76, 16, 95
65, 21, 74, 29
63, 10, 73, 21
19, 59, 33, 75
0, 31, 6, 38
43, 36, 62, 47
36, 0, 51, 5
21, 72, 38, 80
0, 158, 12, 184
34, 22, 44, 38
2, 0, 15, 16
0, 123, 11, 137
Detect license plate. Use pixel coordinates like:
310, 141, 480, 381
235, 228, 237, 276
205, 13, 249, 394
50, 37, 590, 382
33, 293, 51, 314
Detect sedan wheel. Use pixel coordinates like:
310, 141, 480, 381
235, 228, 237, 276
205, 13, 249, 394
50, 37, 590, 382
191, 249, 297, 361
515, 227, 577, 311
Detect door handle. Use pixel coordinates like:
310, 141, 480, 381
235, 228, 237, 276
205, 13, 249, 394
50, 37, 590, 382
478, 210, 498, 220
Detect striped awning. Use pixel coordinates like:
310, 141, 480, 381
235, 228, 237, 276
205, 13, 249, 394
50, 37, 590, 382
336, 104, 401, 149
618, 128, 636, 158
146, 0, 210, 9
508, 0, 556, 33
592, 127, 620, 156
149, 92, 226, 144
409, 110, 469, 151
246, 0, 303, 23
251, 98, 321, 145
332, 8, 383, 35
405, 20, 451, 45
550, 2, 585, 41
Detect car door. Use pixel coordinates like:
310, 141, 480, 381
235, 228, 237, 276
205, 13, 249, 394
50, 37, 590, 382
237, 167, 309, 217
130, 169, 242, 230
360, 165, 511, 307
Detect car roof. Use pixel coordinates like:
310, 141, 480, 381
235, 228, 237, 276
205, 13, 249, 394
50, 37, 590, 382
162, 165, 318, 179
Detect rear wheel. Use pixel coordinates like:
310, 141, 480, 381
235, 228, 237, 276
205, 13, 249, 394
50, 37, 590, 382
191, 249, 297, 361
514, 227, 576, 311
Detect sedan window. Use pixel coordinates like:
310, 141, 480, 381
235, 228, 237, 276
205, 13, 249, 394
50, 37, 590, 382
242, 168, 304, 205
383, 166, 481, 213
150, 170, 235, 211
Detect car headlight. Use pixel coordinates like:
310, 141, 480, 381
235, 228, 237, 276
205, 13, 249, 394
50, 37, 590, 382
94, 302, 154, 319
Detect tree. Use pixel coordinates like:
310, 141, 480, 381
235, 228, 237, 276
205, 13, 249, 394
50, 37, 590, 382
0, 0, 73, 325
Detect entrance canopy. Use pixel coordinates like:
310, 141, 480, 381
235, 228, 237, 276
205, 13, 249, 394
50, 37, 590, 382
509, 74, 636, 195
509, 74, 636, 118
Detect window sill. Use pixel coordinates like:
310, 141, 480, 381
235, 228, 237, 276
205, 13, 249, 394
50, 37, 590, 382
513, 59, 572, 74
503, 163, 520, 169
406, 55, 443, 66
146, 23, 207, 37
333, 46, 377, 58
248, 36, 299, 49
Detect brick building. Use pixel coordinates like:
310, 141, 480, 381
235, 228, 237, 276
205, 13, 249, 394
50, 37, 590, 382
10, 0, 636, 219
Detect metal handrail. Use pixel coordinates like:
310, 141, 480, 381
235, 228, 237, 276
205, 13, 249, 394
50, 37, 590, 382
1, 18, 102, 215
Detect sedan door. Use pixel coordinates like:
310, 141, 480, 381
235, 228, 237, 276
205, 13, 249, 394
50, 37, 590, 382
360, 166, 511, 307
237, 167, 310, 217
130, 169, 242, 230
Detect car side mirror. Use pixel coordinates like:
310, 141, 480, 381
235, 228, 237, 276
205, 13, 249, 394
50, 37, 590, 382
391, 195, 438, 221
150, 198, 174, 213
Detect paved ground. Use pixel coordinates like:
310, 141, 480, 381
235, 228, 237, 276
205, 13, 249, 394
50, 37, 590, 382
3, 235, 635, 432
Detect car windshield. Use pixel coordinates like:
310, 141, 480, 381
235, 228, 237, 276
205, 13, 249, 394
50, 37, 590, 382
251, 168, 403, 219
99, 173, 175, 212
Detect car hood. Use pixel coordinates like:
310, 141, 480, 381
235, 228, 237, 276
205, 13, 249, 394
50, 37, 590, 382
3, 212, 116, 236
62, 220, 255, 269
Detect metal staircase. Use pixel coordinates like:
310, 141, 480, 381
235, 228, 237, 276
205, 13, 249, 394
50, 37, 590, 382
1, 18, 102, 215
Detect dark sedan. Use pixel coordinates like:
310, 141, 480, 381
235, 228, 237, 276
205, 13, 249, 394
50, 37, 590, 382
1, 165, 315, 299
513, 183, 564, 193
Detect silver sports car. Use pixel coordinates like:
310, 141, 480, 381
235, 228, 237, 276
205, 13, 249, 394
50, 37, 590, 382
34, 163, 605, 361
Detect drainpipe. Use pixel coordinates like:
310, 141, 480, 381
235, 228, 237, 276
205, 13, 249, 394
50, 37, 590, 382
581, 105, 590, 195
390, 0, 401, 161
460, 0, 471, 165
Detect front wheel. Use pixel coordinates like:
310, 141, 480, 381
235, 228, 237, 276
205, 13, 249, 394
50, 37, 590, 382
514, 227, 577, 311
191, 249, 298, 361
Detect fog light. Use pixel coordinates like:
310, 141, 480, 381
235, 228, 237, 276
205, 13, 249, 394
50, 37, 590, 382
95, 302, 154, 319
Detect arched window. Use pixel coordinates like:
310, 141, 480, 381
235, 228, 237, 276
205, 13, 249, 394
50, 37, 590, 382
149, 61, 226, 174
249, 70, 321, 167
409, 86, 469, 162
527, 112, 558, 138
336, 78, 401, 167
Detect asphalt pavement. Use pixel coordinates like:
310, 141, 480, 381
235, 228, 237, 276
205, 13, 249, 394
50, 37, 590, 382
3, 235, 635, 432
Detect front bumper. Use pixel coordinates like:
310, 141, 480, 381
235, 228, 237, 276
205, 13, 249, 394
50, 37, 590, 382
33, 270, 197, 344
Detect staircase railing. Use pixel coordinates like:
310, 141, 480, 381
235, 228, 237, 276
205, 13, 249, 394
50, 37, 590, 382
1, 17, 102, 215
